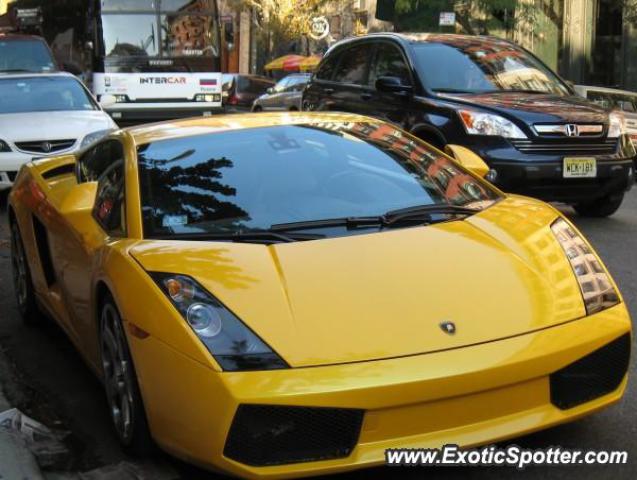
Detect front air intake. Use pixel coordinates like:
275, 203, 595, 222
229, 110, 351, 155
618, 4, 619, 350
550, 333, 630, 410
224, 404, 364, 466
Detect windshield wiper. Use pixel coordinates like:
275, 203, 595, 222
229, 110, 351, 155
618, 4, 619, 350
153, 230, 325, 244
383, 204, 478, 225
490, 89, 550, 95
432, 88, 478, 94
0, 69, 38, 73
270, 205, 478, 233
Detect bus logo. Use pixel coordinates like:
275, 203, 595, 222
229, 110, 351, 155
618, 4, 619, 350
139, 77, 187, 85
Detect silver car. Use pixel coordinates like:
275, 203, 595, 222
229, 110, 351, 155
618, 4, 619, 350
252, 74, 311, 112
575, 84, 637, 147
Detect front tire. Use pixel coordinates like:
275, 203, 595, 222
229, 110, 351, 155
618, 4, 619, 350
10, 221, 42, 325
574, 193, 624, 217
252, 105, 263, 112
99, 295, 153, 455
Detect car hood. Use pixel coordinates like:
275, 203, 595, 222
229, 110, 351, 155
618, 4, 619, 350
0, 111, 116, 143
131, 197, 585, 368
441, 92, 610, 124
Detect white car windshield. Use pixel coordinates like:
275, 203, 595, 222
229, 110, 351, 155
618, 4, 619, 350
0, 76, 98, 114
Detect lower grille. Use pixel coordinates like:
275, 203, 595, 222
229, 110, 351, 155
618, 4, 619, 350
15, 139, 76, 154
224, 405, 364, 466
550, 333, 630, 410
511, 138, 617, 155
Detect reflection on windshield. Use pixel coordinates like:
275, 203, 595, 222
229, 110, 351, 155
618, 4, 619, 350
0, 77, 96, 114
102, 15, 158, 57
138, 122, 498, 239
0, 40, 56, 73
415, 35, 569, 96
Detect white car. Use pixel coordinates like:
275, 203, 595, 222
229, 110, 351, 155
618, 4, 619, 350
0, 72, 117, 190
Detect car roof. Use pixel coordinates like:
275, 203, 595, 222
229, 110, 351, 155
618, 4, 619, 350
127, 112, 377, 146
0, 33, 47, 41
0, 71, 76, 79
327, 32, 514, 52
576, 84, 637, 97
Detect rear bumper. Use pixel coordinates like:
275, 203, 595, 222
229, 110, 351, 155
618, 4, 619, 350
130, 304, 631, 479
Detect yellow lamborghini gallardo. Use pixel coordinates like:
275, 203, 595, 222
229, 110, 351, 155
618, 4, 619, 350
7, 113, 631, 479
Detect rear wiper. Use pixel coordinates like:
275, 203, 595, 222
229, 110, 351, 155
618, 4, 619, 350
154, 230, 325, 244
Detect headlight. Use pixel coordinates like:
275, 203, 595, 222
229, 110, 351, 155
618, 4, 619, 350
80, 129, 114, 149
458, 109, 527, 139
0, 139, 11, 152
608, 111, 626, 138
151, 273, 288, 371
551, 218, 619, 315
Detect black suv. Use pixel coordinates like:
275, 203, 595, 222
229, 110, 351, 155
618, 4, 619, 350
303, 33, 636, 216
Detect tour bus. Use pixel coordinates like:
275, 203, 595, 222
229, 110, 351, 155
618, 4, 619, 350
2, 0, 224, 122
92, 0, 223, 122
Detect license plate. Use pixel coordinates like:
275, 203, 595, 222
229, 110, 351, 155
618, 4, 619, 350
563, 157, 597, 178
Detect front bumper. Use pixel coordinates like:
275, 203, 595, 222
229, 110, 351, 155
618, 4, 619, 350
104, 102, 224, 123
129, 304, 631, 479
0, 152, 34, 190
465, 136, 635, 203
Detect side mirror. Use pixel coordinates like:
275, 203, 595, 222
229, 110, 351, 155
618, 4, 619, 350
99, 94, 117, 109
266, 87, 274, 94
444, 144, 490, 179
375, 76, 413, 96
60, 181, 98, 216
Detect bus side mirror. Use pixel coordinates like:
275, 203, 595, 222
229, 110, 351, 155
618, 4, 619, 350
99, 95, 117, 109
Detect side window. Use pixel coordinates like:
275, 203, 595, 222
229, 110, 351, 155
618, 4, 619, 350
314, 51, 341, 81
78, 140, 124, 183
91, 143, 126, 236
371, 43, 412, 87
333, 44, 371, 85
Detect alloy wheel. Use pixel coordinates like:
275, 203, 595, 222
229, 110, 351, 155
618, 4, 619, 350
101, 303, 135, 443
10, 224, 28, 309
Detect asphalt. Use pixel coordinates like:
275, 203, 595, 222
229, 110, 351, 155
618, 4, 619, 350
0, 190, 635, 479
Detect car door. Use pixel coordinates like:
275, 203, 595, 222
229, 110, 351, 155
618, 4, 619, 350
262, 77, 290, 110
303, 50, 342, 111
328, 42, 376, 115
367, 41, 415, 128
56, 140, 125, 356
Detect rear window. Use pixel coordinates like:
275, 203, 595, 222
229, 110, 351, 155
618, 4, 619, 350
0, 39, 56, 73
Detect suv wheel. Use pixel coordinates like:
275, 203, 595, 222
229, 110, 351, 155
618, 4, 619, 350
574, 193, 624, 217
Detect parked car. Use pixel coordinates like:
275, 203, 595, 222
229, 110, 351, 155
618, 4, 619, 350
222, 74, 275, 111
0, 33, 58, 73
8, 112, 630, 478
303, 33, 636, 217
252, 73, 311, 111
0, 72, 117, 191
575, 84, 637, 147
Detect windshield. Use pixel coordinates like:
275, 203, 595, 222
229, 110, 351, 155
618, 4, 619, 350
413, 37, 570, 96
0, 76, 97, 114
0, 39, 56, 73
138, 122, 499, 239
100, 0, 220, 72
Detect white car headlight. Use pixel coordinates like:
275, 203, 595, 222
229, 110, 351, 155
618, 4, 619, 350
458, 109, 527, 139
80, 129, 114, 149
608, 111, 626, 138
551, 218, 619, 315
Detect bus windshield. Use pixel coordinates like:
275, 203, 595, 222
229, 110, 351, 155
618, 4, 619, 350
100, 0, 220, 73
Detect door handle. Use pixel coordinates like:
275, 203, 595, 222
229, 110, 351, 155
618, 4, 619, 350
360, 92, 372, 101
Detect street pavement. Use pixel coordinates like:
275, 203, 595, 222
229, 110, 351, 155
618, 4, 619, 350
0, 190, 635, 479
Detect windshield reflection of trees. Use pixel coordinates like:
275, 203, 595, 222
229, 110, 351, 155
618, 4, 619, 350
138, 144, 250, 235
